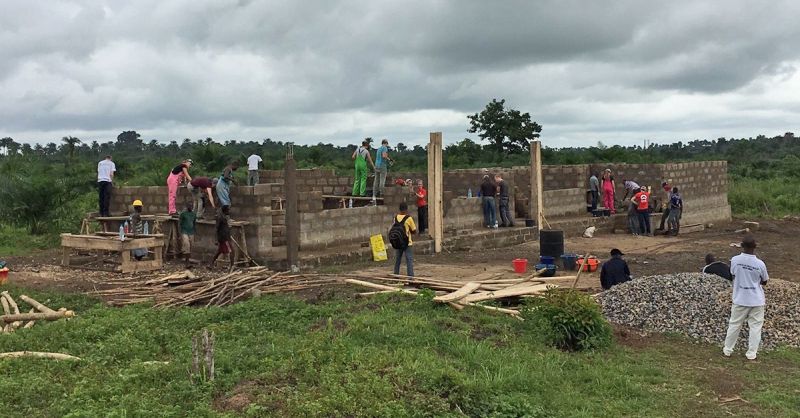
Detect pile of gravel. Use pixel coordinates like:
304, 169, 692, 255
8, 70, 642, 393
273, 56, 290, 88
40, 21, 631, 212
596, 273, 800, 350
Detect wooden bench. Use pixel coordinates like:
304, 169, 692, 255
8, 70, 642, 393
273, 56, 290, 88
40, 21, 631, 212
60, 233, 165, 273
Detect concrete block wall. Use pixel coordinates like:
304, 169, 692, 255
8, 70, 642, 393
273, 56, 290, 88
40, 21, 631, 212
543, 188, 586, 218
260, 168, 352, 195
299, 205, 395, 250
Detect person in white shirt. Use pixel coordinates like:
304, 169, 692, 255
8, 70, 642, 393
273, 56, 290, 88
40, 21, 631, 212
97, 155, 116, 217
723, 236, 769, 360
247, 154, 263, 186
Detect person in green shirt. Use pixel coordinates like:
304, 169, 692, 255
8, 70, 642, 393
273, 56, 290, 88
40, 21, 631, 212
179, 202, 197, 264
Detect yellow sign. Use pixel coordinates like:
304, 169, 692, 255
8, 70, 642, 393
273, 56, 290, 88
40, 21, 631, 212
370, 234, 388, 261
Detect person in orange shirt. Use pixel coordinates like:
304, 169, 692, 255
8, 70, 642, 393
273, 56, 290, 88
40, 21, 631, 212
632, 186, 652, 235
415, 179, 428, 234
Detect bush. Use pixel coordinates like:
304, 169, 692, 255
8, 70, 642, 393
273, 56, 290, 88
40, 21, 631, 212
523, 288, 612, 351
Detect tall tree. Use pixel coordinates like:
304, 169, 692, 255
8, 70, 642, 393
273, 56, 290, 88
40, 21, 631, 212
61, 136, 82, 160
0, 137, 12, 155
467, 99, 542, 153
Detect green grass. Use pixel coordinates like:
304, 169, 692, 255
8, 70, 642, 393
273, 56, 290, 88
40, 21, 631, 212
0, 226, 57, 257
728, 177, 800, 218
0, 285, 798, 417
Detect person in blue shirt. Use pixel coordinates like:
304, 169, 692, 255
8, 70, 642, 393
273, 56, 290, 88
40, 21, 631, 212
666, 187, 683, 235
600, 248, 631, 290
372, 139, 393, 201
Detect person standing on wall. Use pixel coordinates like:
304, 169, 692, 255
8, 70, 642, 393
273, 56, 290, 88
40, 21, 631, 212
187, 176, 216, 219
495, 174, 514, 227
247, 153, 263, 186
480, 175, 498, 228
415, 179, 428, 234
167, 159, 193, 215
97, 155, 116, 217
723, 236, 768, 360
632, 186, 651, 235
372, 139, 393, 203
588, 172, 599, 212
351, 140, 375, 197
216, 161, 239, 209
601, 169, 616, 214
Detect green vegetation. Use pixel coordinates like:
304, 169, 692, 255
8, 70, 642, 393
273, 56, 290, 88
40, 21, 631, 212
0, 286, 797, 417
524, 288, 612, 351
1, 126, 799, 245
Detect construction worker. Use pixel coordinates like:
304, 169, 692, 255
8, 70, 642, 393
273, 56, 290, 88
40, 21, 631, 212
351, 140, 375, 196
210, 205, 234, 270
167, 159, 193, 215
216, 161, 239, 208
723, 236, 769, 360
372, 139, 393, 201
129, 199, 148, 261
187, 176, 217, 219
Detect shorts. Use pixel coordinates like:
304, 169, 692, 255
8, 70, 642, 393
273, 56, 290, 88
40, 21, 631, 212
218, 241, 231, 254
181, 233, 194, 255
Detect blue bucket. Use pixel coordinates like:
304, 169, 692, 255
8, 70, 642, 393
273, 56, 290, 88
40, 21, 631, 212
560, 253, 578, 271
534, 263, 557, 277
539, 255, 555, 265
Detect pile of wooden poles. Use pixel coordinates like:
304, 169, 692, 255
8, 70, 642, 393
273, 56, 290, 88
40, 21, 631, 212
92, 267, 340, 308
1, 291, 75, 333
90, 267, 561, 319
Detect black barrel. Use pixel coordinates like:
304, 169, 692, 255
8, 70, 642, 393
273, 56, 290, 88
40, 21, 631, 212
539, 229, 564, 259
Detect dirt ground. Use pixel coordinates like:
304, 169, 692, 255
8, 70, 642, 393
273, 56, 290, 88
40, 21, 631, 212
4, 218, 797, 296
406, 218, 800, 291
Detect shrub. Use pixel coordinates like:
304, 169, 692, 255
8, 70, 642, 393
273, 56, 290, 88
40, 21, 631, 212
523, 288, 612, 351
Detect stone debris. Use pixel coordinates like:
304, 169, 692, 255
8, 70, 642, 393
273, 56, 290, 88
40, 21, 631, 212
597, 273, 800, 350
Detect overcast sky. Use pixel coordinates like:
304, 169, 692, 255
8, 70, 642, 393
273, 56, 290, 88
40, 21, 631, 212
2, 1, 799, 148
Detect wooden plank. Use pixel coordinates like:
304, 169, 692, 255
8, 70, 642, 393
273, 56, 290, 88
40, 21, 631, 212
61, 234, 122, 251
121, 258, 163, 274
529, 140, 544, 230
428, 132, 444, 253
462, 283, 552, 303
433, 282, 482, 303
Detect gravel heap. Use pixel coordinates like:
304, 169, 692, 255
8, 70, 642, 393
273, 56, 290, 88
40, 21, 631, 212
596, 273, 800, 350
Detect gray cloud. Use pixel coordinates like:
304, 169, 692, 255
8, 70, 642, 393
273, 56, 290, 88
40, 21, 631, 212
0, 0, 798, 147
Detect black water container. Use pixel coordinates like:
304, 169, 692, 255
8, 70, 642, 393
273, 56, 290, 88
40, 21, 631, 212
539, 229, 565, 260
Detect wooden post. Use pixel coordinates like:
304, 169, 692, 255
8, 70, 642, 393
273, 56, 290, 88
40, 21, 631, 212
529, 140, 544, 230
285, 145, 299, 269
427, 132, 444, 253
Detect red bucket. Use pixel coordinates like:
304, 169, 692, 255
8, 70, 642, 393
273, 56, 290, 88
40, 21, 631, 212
0, 268, 8, 285
512, 258, 528, 274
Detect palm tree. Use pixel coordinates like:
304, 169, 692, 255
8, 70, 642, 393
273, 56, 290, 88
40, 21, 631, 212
61, 136, 82, 161
0, 137, 12, 155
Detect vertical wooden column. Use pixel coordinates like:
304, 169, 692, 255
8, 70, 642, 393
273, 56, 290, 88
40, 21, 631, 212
285, 145, 299, 269
427, 132, 444, 253
529, 140, 544, 230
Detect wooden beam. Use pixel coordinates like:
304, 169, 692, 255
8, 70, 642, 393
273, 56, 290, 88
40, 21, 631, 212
433, 282, 481, 303
428, 132, 444, 253
285, 149, 299, 268
529, 140, 544, 230
462, 283, 551, 303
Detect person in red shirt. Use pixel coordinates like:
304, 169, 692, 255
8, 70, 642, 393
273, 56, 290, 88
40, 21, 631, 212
632, 186, 652, 235
415, 179, 428, 234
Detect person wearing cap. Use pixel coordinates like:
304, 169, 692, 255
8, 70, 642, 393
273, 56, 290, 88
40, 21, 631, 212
187, 176, 216, 219
724, 236, 769, 360
632, 186, 652, 235
372, 139, 393, 202
216, 161, 239, 208
167, 159, 193, 215
97, 155, 116, 217
601, 169, 616, 214
129, 199, 148, 261
352, 140, 375, 197
600, 249, 631, 290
